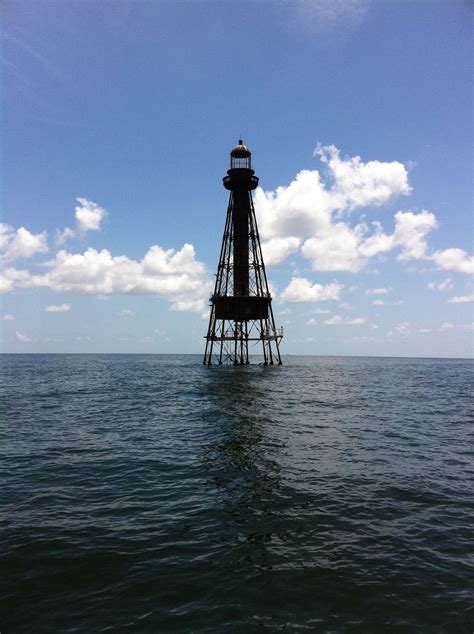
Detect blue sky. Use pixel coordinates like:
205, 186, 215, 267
1, 0, 472, 356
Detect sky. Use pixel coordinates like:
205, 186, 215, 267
1, 0, 473, 357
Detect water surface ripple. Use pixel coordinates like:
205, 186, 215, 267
1, 354, 473, 632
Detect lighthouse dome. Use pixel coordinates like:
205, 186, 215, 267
230, 140, 251, 158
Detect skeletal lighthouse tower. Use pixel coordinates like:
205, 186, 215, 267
203, 140, 283, 366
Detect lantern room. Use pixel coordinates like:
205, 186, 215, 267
230, 140, 252, 169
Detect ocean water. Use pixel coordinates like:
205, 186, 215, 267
0, 354, 473, 633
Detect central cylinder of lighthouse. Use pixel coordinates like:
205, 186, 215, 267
233, 190, 250, 297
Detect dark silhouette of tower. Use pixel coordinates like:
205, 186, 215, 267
203, 140, 283, 366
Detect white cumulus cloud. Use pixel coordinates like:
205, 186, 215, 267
0, 276, 14, 293
314, 143, 411, 212
299, 210, 437, 272
255, 145, 410, 244
1, 267, 33, 293
432, 248, 474, 275
280, 277, 343, 303
56, 227, 75, 244
254, 144, 472, 275
252, 145, 446, 273
393, 210, 438, 261
75, 198, 107, 232
2, 243, 211, 314
0, 224, 48, 261
301, 221, 368, 272
57, 198, 107, 244
261, 237, 300, 266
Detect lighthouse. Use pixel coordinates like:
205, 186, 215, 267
203, 141, 283, 366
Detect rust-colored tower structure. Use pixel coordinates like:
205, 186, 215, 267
203, 140, 283, 366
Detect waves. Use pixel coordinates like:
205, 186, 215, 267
0, 355, 473, 632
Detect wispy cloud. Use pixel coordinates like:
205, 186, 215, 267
16, 330, 32, 343
324, 315, 367, 326
3, 30, 64, 81
439, 321, 455, 331
45, 303, 71, 313
292, 0, 370, 32
387, 321, 411, 341
365, 287, 391, 296
448, 294, 474, 304
427, 278, 453, 292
